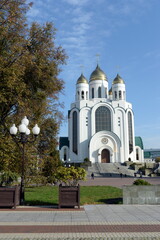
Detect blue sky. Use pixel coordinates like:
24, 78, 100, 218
27, 0, 160, 149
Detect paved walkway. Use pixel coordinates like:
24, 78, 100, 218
79, 176, 160, 188
0, 204, 160, 239
0, 177, 160, 239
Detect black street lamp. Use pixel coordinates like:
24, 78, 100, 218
10, 116, 40, 204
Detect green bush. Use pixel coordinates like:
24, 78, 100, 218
84, 158, 89, 162
83, 158, 91, 166
155, 157, 160, 163
55, 166, 86, 186
80, 158, 91, 168
133, 179, 151, 185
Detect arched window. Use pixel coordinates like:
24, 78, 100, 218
136, 148, 139, 160
105, 88, 108, 98
114, 91, 117, 99
92, 88, 94, 98
95, 106, 111, 132
119, 91, 122, 99
86, 91, 88, 100
77, 91, 79, 100
123, 91, 125, 99
98, 87, 101, 98
72, 111, 78, 154
128, 112, 133, 153
81, 91, 84, 99
64, 148, 67, 161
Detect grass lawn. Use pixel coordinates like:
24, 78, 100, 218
25, 186, 122, 206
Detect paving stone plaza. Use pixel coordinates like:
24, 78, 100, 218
0, 177, 160, 239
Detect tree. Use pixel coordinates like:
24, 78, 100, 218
32, 118, 62, 184
42, 150, 61, 184
0, 0, 67, 177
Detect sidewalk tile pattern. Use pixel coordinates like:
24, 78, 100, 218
0, 204, 159, 239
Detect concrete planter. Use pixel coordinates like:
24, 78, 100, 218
58, 184, 80, 208
0, 186, 20, 208
123, 185, 160, 205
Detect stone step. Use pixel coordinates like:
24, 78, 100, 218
87, 163, 135, 177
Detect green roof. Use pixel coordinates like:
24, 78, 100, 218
144, 151, 151, 158
135, 136, 144, 150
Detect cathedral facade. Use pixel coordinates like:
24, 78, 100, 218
59, 64, 144, 164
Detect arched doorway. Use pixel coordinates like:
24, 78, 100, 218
101, 149, 110, 163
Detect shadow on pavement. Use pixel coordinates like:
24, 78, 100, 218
97, 197, 123, 204
24, 200, 58, 206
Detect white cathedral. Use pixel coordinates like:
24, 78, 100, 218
59, 64, 144, 164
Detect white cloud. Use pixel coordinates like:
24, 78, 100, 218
107, 3, 132, 16
62, 36, 80, 44
63, 0, 90, 6
72, 7, 83, 15
102, 30, 111, 38
71, 23, 90, 35
72, 12, 93, 23
144, 50, 160, 59
56, 3, 94, 68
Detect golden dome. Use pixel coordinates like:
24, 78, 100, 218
112, 74, 125, 84
90, 64, 107, 81
109, 88, 112, 95
77, 73, 88, 84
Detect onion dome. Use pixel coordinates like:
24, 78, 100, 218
112, 74, 125, 84
109, 88, 112, 95
90, 64, 107, 81
76, 73, 88, 84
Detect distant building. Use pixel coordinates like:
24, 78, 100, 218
144, 149, 160, 159
59, 64, 144, 164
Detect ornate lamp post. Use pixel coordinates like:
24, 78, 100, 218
10, 116, 40, 204
66, 159, 71, 168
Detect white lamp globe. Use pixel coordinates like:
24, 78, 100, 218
10, 124, 18, 135
21, 116, 29, 126
32, 124, 40, 135
25, 128, 30, 135
18, 123, 27, 133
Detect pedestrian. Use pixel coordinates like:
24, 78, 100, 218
91, 172, 94, 180
140, 171, 142, 178
120, 173, 122, 178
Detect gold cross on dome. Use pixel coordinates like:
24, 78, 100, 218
116, 65, 120, 73
96, 53, 100, 64
80, 65, 84, 74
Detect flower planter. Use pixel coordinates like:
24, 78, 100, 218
58, 184, 80, 208
0, 186, 20, 208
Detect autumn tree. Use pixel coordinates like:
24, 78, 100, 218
0, 0, 67, 179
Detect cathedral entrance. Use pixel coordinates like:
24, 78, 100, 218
101, 149, 110, 163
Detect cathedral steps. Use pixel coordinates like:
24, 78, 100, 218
87, 163, 101, 177
87, 163, 135, 178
